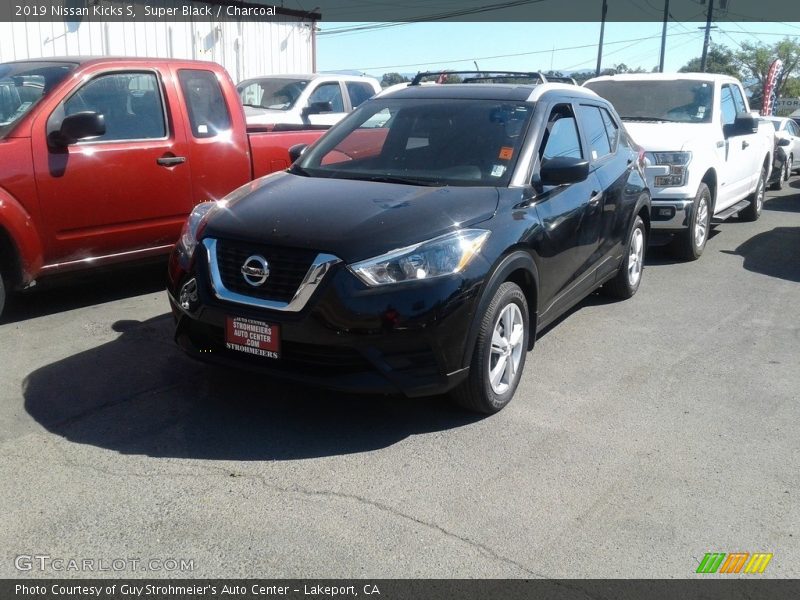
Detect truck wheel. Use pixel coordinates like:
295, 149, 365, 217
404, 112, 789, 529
740, 167, 765, 222
602, 215, 646, 300
770, 160, 787, 191
450, 282, 529, 414
672, 183, 711, 261
0, 271, 6, 321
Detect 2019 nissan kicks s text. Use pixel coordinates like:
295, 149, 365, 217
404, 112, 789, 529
168, 82, 650, 413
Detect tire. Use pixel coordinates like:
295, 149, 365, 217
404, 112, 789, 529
450, 282, 529, 414
740, 167, 766, 222
672, 183, 711, 261
602, 215, 646, 300
770, 160, 787, 191
0, 270, 6, 321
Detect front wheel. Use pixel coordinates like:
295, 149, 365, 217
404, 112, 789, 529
770, 160, 787, 191
672, 183, 711, 261
602, 215, 646, 299
450, 282, 529, 414
740, 167, 766, 222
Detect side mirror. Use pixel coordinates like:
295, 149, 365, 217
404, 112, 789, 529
302, 101, 333, 117
288, 143, 308, 163
539, 156, 590, 186
48, 111, 106, 147
723, 112, 757, 138
778, 137, 791, 147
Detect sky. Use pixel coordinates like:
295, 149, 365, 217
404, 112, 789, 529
315, 21, 800, 78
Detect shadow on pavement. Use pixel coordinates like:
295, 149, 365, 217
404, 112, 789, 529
764, 193, 800, 214
721, 226, 800, 283
2, 261, 168, 324
23, 315, 481, 461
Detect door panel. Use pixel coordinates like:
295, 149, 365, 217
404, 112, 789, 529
32, 69, 193, 264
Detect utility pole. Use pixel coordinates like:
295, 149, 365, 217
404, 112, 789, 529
595, 0, 608, 77
658, 0, 670, 72
700, 0, 714, 72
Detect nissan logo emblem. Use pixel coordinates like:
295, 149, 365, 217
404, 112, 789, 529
241, 255, 270, 287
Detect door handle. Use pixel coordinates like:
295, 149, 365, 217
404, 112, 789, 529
157, 156, 186, 166
741, 140, 750, 149
589, 191, 602, 206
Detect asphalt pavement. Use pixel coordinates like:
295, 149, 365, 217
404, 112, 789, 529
1, 183, 798, 578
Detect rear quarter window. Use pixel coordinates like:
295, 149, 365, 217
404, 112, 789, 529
178, 69, 232, 138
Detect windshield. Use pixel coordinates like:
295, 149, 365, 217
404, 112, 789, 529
585, 79, 714, 124
0, 61, 76, 137
236, 77, 310, 110
294, 97, 533, 187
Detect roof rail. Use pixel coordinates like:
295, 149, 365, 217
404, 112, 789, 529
410, 70, 548, 86
543, 76, 577, 85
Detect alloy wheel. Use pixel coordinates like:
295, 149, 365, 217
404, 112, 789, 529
695, 196, 709, 248
488, 303, 525, 395
628, 226, 644, 286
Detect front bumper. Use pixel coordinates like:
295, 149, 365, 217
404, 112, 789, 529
649, 197, 694, 230
168, 245, 480, 398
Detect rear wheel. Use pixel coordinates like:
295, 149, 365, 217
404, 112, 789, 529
740, 167, 765, 222
602, 215, 646, 299
672, 183, 711, 261
450, 282, 529, 414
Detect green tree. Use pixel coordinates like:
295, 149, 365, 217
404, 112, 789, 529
734, 38, 800, 101
381, 72, 409, 88
679, 43, 742, 79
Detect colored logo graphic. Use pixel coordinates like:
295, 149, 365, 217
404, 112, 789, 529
696, 552, 773, 574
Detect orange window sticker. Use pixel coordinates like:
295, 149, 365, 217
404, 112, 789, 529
499, 147, 514, 160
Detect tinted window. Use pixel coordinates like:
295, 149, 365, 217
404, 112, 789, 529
64, 71, 165, 141
178, 69, 232, 138
787, 121, 798, 136
577, 105, 612, 160
0, 61, 75, 138
586, 79, 713, 123
600, 107, 619, 151
308, 82, 344, 112
346, 81, 376, 109
720, 86, 737, 126
730, 85, 747, 114
541, 105, 583, 160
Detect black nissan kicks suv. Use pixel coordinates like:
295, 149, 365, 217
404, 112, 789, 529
168, 76, 650, 414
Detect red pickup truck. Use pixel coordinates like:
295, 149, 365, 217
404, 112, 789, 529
0, 56, 327, 317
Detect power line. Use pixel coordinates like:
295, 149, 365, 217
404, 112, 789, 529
345, 30, 698, 72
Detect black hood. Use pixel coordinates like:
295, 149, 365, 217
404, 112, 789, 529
203, 172, 499, 263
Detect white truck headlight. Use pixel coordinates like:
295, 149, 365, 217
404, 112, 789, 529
647, 151, 692, 187
349, 229, 491, 286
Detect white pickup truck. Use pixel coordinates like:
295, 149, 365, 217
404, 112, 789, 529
236, 73, 381, 128
585, 74, 773, 260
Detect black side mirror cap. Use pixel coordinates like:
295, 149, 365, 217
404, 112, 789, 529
778, 137, 791, 147
723, 112, 757, 138
48, 111, 106, 148
288, 143, 308, 163
539, 156, 590, 186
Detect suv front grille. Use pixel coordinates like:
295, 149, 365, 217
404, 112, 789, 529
216, 239, 317, 303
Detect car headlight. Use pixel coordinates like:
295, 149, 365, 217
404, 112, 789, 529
177, 176, 276, 257
646, 151, 691, 187
349, 229, 491, 286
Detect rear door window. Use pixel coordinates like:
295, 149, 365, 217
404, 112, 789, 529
346, 82, 376, 108
577, 105, 612, 160
178, 69, 232, 138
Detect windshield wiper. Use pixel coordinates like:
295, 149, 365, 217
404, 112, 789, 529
242, 103, 264, 109
621, 116, 678, 122
365, 175, 441, 186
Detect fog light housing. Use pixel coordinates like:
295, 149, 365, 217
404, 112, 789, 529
180, 278, 199, 311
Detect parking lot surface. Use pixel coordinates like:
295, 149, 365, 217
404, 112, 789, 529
1, 185, 798, 578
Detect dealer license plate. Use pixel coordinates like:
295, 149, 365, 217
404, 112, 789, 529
225, 316, 281, 359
